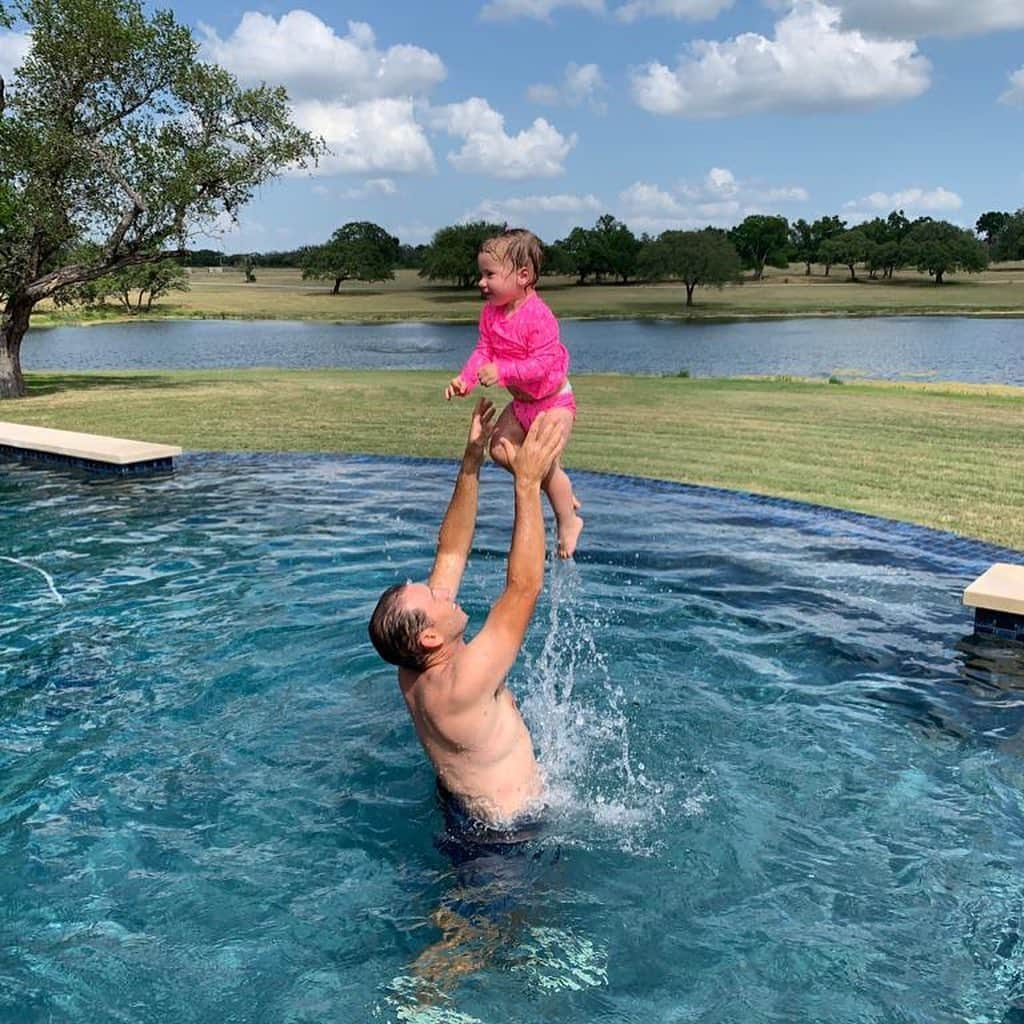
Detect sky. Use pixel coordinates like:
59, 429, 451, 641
1, 0, 1023, 252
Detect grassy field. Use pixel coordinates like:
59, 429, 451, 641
35, 262, 1024, 326
11, 369, 1024, 550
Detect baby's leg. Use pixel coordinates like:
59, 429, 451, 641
488, 403, 526, 472
539, 409, 583, 559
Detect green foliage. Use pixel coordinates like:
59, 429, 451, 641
991, 210, 1024, 262
418, 221, 504, 288
903, 218, 988, 284
638, 228, 740, 305
55, 254, 189, 311
819, 228, 871, 280
976, 211, 1010, 247
554, 214, 641, 283
0, 0, 323, 396
788, 219, 816, 274
301, 221, 399, 293
728, 215, 790, 280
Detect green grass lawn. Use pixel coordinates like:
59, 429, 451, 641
10, 369, 1024, 550
35, 263, 1024, 325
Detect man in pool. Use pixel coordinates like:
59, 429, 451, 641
368, 397, 565, 828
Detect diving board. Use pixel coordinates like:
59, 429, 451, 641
0, 421, 181, 475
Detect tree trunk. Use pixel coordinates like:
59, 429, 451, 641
935, 270, 944, 285
685, 282, 695, 306
824, 263, 831, 278
0, 295, 33, 398
332, 278, 341, 294
805, 262, 811, 275
848, 264, 857, 281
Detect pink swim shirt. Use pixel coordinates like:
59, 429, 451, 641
457, 292, 569, 401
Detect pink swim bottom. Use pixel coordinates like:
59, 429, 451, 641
511, 382, 577, 432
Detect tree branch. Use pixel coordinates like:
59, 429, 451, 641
26, 247, 186, 301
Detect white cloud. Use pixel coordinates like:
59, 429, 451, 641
340, 178, 399, 199
0, 30, 31, 84
430, 98, 576, 179
527, 62, 606, 110
832, 0, 1024, 39
842, 186, 963, 222
291, 98, 435, 176
619, 168, 808, 232
464, 193, 604, 222
199, 13, 445, 102
630, 1, 930, 118
393, 222, 435, 244
481, 0, 604, 21
1000, 67, 1024, 107
616, 0, 734, 22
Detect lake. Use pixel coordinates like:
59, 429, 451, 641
23, 315, 1024, 384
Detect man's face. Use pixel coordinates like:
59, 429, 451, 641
402, 582, 469, 643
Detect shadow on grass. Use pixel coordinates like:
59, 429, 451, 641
25, 373, 204, 397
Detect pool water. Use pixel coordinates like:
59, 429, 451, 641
3, 454, 1024, 1023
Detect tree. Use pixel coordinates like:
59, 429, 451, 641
588, 214, 642, 283
976, 211, 1010, 249
991, 210, 1024, 262
301, 221, 399, 294
903, 218, 988, 285
788, 219, 816, 276
0, 0, 321, 398
728, 215, 790, 280
418, 221, 504, 288
556, 226, 599, 284
108, 260, 190, 311
819, 228, 870, 281
811, 215, 847, 277
639, 228, 740, 306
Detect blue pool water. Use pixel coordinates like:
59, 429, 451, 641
3, 455, 1024, 1023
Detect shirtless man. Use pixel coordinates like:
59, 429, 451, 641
368, 398, 565, 825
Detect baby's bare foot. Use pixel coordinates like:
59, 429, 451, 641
558, 514, 584, 559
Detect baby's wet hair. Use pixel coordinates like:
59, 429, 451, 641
479, 228, 543, 287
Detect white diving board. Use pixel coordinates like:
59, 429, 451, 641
0, 421, 181, 474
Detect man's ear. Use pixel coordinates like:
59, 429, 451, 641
418, 627, 443, 651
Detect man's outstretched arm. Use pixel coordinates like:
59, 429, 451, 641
454, 414, 566, 697
428, 398, 496, 594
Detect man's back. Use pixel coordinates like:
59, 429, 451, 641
399, 660, 542, 822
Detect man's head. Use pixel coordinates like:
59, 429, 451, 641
368, 581, 468, 671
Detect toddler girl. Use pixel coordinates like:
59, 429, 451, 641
445, 228, 582, 559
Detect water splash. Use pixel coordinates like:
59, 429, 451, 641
521, 558, 667, 850
0, 556, 65, 605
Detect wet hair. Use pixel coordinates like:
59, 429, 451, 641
479, 228, 543, 287
368, 582, 431, 671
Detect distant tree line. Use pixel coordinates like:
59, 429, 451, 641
97, 206, 1022, 320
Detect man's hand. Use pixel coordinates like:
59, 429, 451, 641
465, 398, 496, 460
495, 412, 565, 488
445, 376, 469, 401
477, 362, 500, 387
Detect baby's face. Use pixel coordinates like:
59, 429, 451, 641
477, 250, 529, 306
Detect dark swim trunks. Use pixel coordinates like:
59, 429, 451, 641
434, 781, 546, 864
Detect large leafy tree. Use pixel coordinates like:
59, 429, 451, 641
903, 218, 988, 285
819, 228, 871, 281
788, 219, 817, 276
976, 211, 1010, 249
991, 210, 1024, 262
418, 221, 504, 289
0, 0, 321, 398
588, 214, 642, 284
639, 228, 740, 306
301, 221, 399, 294
811, 215, 847, 276
728, 215, 790, 280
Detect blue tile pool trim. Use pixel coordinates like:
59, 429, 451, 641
0, 444, 174, 476
973, 608, 1024, 642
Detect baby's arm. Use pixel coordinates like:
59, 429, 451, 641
446, 312, 494, 399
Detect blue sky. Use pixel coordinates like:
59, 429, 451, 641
2, 0, 1023, 251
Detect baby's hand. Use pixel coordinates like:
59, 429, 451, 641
477, 363, 499, 387
445, 376, 469, 400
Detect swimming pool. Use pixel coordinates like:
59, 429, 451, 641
2, 454, 1024, 1023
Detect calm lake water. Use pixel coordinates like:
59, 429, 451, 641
23, 315, 1024, 384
